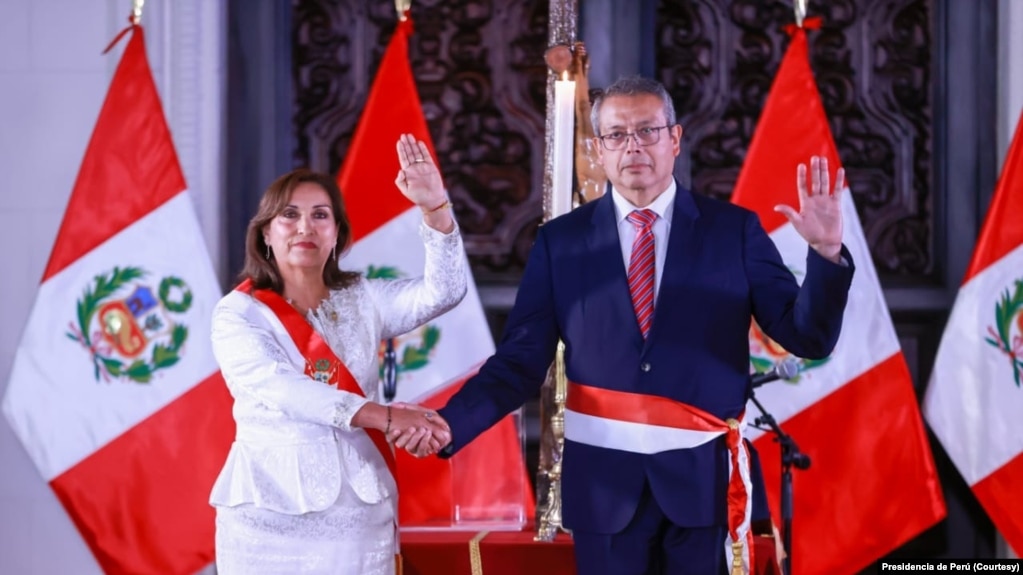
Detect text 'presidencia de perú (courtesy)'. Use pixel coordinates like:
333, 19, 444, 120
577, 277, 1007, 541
880, 560, 1021, 572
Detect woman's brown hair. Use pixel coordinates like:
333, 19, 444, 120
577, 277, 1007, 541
239, 168, 361, 293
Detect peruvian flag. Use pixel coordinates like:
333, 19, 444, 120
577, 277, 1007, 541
336, 13, 535, 527
923, 110, 1023, 554
1, 26, 233, 574
732, 21, 945, 574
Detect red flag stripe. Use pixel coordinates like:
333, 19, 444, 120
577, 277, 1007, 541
733, 24, 945, 572
972, 452, 1023, 555
730, 29, 839, 233
925, 110, 1023, 555
43, 27, 185, 282
334, 14, 534, 527
12, 25, 235, 574
337, 17, 433, 242
395, 372, 535, 526
753, 355, 945, 575
963, 111, 1023, 282
49, 373, 234, 575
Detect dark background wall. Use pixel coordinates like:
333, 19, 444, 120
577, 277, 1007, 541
225, 0, 1000, 564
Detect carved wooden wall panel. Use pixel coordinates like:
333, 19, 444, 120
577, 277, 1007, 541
657, 0, 933, 282
292, 0, 550, 282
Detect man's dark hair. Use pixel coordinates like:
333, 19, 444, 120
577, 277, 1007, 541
590, 76, 677, 135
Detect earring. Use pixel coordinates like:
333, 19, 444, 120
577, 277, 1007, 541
265, 244, 271, 260
332, 245, 337, 261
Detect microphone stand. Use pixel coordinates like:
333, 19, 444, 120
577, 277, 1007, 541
748, 388, 810, 575
382, 338, 398, 402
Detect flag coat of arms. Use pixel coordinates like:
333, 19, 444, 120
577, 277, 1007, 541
2, 26, 233, 574
923, 109, 1023, 554
336, 13, 534, 525
732, 22, 945, 574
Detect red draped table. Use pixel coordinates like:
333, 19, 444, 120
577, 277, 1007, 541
401, 528, 781, 575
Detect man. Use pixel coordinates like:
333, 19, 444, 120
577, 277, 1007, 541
422, 76, 853, 574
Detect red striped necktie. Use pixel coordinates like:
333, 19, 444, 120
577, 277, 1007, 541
626, 209, 657, 339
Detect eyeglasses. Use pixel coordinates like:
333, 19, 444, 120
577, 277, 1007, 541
597, 125, 672, 151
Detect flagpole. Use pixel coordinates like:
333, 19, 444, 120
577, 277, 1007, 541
535, 0, 578, 544
378, 0, 414, 405
750, 385, 809, 575
762, 9, 811, 575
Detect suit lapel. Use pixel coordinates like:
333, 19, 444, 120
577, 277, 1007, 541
584, 193, 646, 349
646, 186, 702, 346
581, 186, 703, 350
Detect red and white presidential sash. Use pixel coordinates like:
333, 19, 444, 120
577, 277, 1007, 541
565, 382, 754, 575
236, 279, 397, 480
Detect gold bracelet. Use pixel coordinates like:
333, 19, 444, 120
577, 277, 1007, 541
421, 199, 451, 213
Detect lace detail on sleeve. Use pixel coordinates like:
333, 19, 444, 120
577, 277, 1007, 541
367, 221, 468, 338
330, 391, 369, 431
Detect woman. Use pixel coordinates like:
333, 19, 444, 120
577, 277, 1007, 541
210, 134, 463, 574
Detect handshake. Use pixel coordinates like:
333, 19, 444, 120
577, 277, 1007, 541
384, 402, 452, 458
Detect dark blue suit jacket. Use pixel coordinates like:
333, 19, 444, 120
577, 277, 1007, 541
439, 187, 854, 534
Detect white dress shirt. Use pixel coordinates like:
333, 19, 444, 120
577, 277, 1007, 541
610, 180, 676, 303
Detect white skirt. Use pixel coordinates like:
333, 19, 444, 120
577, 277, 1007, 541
215, 480, 395, 575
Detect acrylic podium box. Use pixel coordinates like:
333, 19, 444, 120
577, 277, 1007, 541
397, 408, 533, 532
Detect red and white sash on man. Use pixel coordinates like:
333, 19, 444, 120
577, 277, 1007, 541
565, 382, 754, 574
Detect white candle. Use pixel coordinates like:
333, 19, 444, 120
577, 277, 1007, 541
551, 77, 576, 219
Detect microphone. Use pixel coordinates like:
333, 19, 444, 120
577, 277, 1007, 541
751, 358, 801, 388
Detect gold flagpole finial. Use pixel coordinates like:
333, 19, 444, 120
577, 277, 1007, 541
131, 0, 145, 25
395, 0, 411, 21
793, 0, 807, 27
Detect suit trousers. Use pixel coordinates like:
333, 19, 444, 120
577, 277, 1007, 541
571, 481, 728, 575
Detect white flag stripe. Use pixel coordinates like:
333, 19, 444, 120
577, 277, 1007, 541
2, 193, 220, 480
341, 208, 495, 403
924, 243, 1023, 485
745, 194, 901, 439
